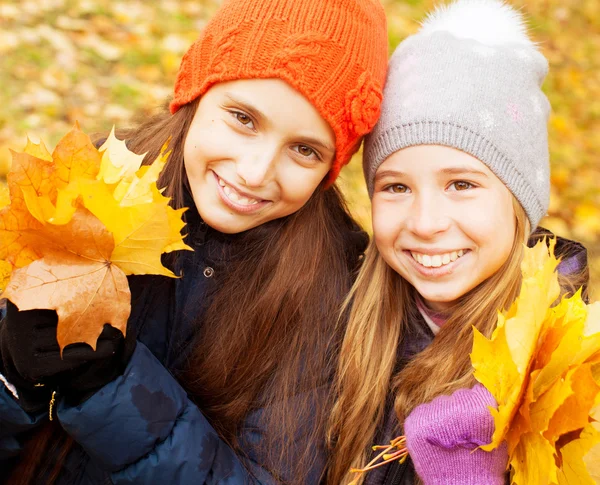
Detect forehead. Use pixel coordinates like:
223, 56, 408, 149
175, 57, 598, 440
199, 78, 335, 141
380, 145, 488, 173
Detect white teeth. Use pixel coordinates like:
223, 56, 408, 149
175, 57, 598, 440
219, 177, 261, 206
411, 249, 467, 268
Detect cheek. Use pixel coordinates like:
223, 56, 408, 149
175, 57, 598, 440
467, 192, 516, 265
372, 199, 401, 253
183, 128, 208, 175
462, 191, 515, 235
278, 164, 328, 204
372, 199, 399, 236
184, 119, 232, 165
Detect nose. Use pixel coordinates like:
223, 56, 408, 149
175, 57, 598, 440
406, 193, 451, 239
236, 145, 279, 188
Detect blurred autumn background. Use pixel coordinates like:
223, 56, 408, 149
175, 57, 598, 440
0, 0, 598, 297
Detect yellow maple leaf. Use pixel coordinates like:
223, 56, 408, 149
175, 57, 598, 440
77, 144, 191, 276
0, 183, 8, 209
97, 127, 146, 185
51, 122, 101, 189
80, 182, 183, 276
2, 209, 130, 352
557, 424, 600, 485
23, 137, 52, 162
511, 432, 557, 485
528, 368, 573, 437
576, 303, 600, 365
544, 365, 600, 444
5, 126, 102, 226
43, 123, 102, 225
532, 295, 588, 399
0, 183, 47, 272
8, 149, 57, 223
111, 144, 168, 207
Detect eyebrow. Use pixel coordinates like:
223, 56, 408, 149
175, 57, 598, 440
296, 135, 335, 154
224, 93, 336, 154
374, 169, 406, 183
439, 167, 490, 178
224, 93, 267, 124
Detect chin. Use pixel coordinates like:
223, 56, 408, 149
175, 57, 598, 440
207, 217, 249, 234
415, 286, 462, 307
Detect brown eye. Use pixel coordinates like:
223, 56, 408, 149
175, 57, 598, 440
297, 145, 315, 157
388, 184, 408, 193
235, 112, 252, 125
452, 181, 473, 191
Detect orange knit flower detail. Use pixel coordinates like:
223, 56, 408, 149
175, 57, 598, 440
345, 72, 384, 137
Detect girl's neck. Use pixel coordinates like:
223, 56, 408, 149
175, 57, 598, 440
415, 295, 449, 334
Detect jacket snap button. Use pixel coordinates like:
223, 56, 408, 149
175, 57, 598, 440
203, 267, 214, 278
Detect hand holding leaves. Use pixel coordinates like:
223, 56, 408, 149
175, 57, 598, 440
0, 300, 134, 413
471, 239, 600, 485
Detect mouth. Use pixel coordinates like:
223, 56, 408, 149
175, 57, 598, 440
213, 172, 270, 214
409, 249, 469, 269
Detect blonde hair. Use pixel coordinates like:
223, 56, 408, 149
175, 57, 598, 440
327, 199, 530, 484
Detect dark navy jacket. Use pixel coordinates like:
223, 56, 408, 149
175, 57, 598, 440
363, 232, 590, 485
0, 200, 368, 484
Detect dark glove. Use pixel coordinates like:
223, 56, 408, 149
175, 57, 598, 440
0, 300, 136, 413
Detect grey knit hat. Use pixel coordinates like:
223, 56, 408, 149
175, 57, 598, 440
363, 0, 551, 229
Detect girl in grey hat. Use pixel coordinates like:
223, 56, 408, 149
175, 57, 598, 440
327, 1, 590, 484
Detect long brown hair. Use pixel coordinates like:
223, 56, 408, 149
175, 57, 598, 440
130, 101, 365, 483
327, 201, 589, 485
9, 100, 365, 483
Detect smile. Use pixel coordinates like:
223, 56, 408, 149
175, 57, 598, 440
410, 250, 468, 268
213, 172, 270, 214
218, 177, 261, 206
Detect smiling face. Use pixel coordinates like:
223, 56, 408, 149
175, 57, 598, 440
182, 78, 336, 234
372, 145, 517, 311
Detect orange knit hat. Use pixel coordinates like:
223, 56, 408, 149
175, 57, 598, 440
170, 0, 388, 184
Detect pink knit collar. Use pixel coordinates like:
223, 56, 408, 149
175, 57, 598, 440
415, 296, 448, 329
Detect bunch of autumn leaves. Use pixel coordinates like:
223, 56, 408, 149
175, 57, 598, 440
0, 125, 190, 352
471, 239, 600, 485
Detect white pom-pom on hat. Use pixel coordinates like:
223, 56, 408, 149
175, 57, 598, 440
420, 0, 535, 47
